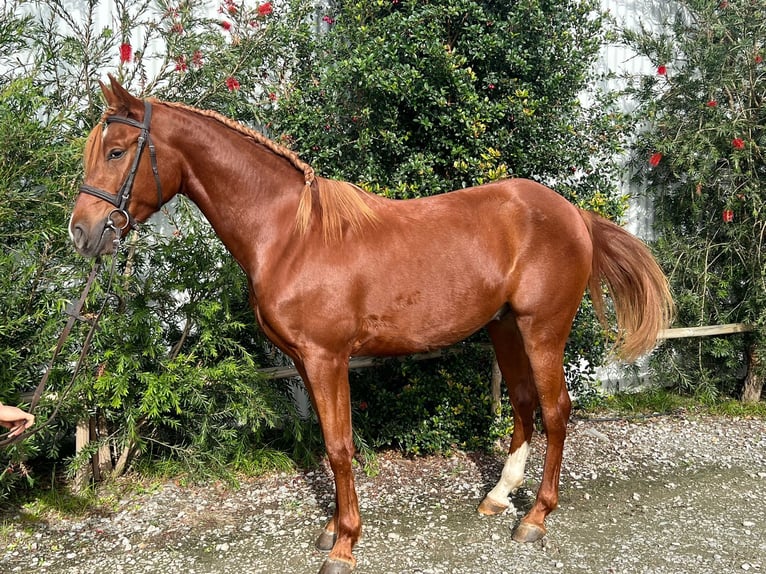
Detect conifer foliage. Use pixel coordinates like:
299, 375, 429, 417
624, 0, 765, 400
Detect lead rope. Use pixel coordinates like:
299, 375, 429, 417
0, 226, 125, 448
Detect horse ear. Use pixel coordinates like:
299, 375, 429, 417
98, 79, 113, 106
100, 74, 142, 115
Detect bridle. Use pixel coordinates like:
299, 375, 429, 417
0, 101, 163, 448
78, 100, 164, 232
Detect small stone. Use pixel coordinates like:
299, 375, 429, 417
584, 428, 610, 442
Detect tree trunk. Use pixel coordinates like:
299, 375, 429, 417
742, 344, 764, 403
113, 441, 134, 478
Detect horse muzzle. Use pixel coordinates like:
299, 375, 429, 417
69, 211, 129, 258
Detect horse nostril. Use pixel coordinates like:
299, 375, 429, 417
72, 223, 88, 250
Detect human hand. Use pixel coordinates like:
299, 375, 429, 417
0, 404, 35, 438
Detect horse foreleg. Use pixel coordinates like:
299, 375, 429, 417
297, 355, 360, 574
479, 317, 538, 516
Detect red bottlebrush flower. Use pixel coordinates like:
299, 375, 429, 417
221, 20, 232, 31
172, 22, 184, 34
649, 152, 663, 167
756, 54, 764, 64
268, 92, 277, 101
322, 15, 335, 24
119, 43, 132, 63
225, 76, 240, 91
657, 64, 667, 75
732, 138, 745, 150
706, 100, 717, 107
257, 2, 273, 16
175, 56, 188, 72
192, 50, 204, 68
722, 209, 734, 223
488, 83, 496, 90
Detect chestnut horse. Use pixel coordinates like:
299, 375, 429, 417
70, 77, 673, 574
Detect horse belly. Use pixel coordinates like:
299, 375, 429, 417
351, 274, 507, 356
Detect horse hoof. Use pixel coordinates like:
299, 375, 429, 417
512, 521, 546, 543
477, 496, 509, 516
315, 528, 337, 552
318, 558, 355, 574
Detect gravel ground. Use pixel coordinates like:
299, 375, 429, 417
2, 413, 766, 574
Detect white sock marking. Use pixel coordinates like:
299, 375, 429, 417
485, 441, 530, 510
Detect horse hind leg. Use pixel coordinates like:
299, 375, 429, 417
479, 315, 539, 517
315, 521, 337, 552
510, 310, 574, 544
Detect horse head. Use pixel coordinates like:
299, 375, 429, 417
70, 76, 179, 257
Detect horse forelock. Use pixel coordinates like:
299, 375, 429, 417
82, 101, 136, 175
83, 123, 104, 176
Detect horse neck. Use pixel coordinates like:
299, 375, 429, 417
169, 109, 305, 270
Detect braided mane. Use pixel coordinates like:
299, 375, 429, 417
159, 100, 377, 241
161, 99, 315, 186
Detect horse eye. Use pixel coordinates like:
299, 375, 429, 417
108, 149, 125, 160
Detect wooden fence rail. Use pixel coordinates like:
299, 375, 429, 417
258, 349, 453, 380
260, 323, 755, 381
658, 323, 753, 340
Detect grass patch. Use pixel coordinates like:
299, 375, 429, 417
10, 479, 127, 522
702, 397, 766, 418
131, 445, 297, 488
602, 387, 688, 414
595, 387, 766, 419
